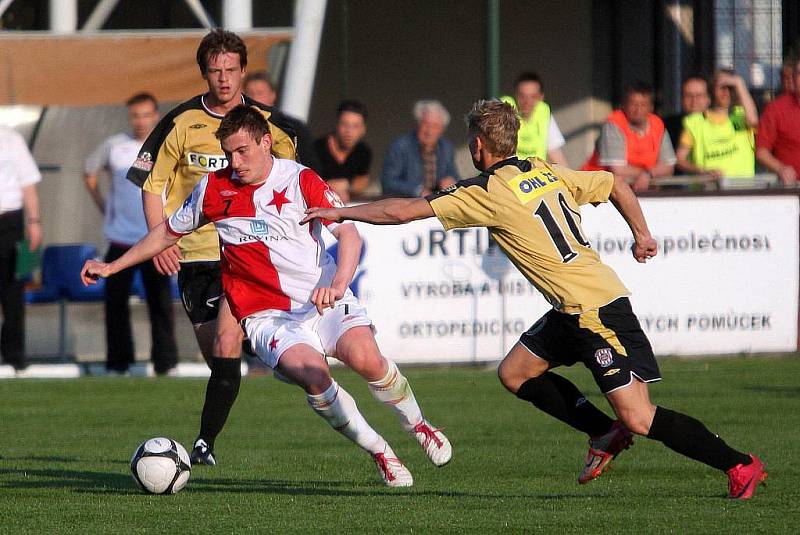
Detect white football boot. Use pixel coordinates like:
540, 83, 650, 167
412, 420, 452, 467
372, 447, 413, 487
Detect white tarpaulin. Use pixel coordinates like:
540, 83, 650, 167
325, 195, 798, 362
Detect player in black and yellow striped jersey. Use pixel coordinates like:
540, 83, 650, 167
302, 99, 765, 499
127, 30, 297, 467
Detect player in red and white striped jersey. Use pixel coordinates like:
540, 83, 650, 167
81, 105, 451, 486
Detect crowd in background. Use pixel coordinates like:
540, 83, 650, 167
3, 55, 800, 374
242, 59, 800, 201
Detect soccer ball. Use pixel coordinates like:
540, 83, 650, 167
130, 437, 191, 494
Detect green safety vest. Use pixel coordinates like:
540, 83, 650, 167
501, 95, 550, 159
682, 107, 754, 177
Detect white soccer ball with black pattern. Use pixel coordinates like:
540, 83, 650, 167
130, 437, 191, 494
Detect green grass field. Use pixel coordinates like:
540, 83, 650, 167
0, 356, 798, 534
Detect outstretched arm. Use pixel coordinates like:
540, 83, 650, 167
301, 197, 435, 225
608, 175, 657, 263
81, 221, 180, 284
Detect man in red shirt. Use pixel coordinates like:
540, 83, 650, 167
82, 105, 451, 487
756, 58, 800, 185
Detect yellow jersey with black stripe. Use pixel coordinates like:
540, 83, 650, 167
426, 157, 629, 314
127, 94, 297, 262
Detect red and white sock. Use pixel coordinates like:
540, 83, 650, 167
307, 380, 386, 455
368, 359, 423, 432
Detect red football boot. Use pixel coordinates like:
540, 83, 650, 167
727, 454, 767, 500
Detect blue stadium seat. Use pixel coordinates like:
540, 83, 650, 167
57, 244, 106, 301
170, 275, 180, 300
26, 244, 182, 362
132, 269, 146, 299
132, 270, 180, 301
25, 245, 98, 304
24, 244, 105, 361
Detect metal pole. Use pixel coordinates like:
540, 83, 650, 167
282, 0, 328, 121
81, 0, 120, 32
222, 0, 252, 30
0, 0, 16, 21
49, 0, 77, 34
486, 0, 500, 98
184, 0, 215, 29
340, 0, 350, 97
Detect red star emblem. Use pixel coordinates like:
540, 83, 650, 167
269, 337, 279, 351
268, 187, 292, 214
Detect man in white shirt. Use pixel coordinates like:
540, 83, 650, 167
84, 93, 177, 375
0, 126, 42, 373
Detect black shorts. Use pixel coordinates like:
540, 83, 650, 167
519, 297, 661, 394
177, 261, 222, 325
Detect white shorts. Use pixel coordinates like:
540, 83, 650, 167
242, 292, 373, 369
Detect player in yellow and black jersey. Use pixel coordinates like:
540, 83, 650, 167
303, 99, 766, 499
128, 94, 297, 264
127, 30, 297, 468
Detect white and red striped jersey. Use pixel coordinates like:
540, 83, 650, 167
167, 157, 348, 321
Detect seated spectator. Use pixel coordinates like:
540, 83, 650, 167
500, 72, 569, 165
381, 100, 459, 197
243, 70, 320, 172
756, 57, 800, 185
663, 76, 711, 151
582, 81, 675, 192
313, 100, 371, 203
676, 69, 758, 179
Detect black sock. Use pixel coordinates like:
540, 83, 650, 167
516, 372, 615, 436
647, 406, 750, 471
198, 357, 242, 450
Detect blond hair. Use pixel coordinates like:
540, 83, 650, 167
466, 99, 519, 158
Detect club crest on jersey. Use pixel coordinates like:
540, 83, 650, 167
187, 152, 229, 171
595, 348, 614, 368
132, 151, 153, 172
250, 219, 269, 236
324, 189, 345, 208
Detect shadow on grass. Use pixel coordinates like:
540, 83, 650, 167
0, 467, 615, 500
0, 455, 81, 463
178, 476, 615, 500
743, 385, 800, 397
0, 467, 136, 493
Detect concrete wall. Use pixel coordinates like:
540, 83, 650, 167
26, 302, 201, 362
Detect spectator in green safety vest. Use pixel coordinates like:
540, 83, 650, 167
501, 72, 569, 166
676, 70, 758, 179
663, 76, 711, 153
